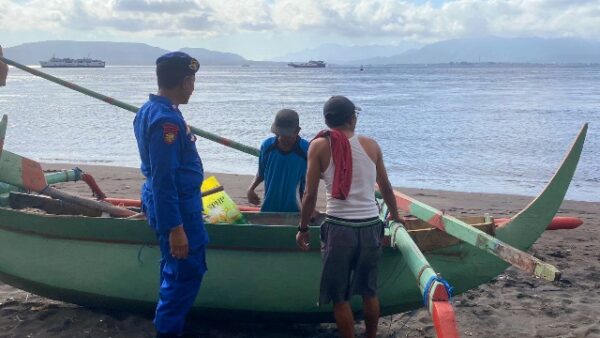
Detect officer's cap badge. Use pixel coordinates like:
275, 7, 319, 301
189, 59, 199, 71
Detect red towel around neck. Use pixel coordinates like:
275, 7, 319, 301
312, 129, 352, 200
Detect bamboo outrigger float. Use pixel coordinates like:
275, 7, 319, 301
0, 55, 588, 336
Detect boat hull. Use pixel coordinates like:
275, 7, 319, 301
40, 64, 105, 68
288, 65, 325, 68
0, 207, 510, 322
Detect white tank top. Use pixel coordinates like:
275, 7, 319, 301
323, 135, 379, 219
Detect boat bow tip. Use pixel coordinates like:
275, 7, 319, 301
496, 124, 588, 249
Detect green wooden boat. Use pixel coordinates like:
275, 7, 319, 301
0, 123, 587, 322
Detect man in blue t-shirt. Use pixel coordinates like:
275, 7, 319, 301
247, 109, 309, 212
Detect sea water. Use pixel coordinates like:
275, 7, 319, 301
0, 64, 598, 201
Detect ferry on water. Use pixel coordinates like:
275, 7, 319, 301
40, 57, 106, 68
287, 60, 326, 68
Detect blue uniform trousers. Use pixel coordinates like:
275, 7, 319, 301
153, 215, 207, 335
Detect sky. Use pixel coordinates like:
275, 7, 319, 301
1, 0, 600, 60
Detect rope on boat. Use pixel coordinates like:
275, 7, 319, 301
422, 275, 454, 307
137, 246, 147, 265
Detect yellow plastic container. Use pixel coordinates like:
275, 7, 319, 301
201, 176, 246, 224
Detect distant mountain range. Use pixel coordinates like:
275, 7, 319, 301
354, 37, 600, 65
269, 42, 421, 64
3, 41, 258, 66
4, 37, 600, 66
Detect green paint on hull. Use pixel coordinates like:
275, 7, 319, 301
0, 207, 510, 322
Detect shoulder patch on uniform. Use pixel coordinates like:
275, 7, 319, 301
162, 123, 179, 144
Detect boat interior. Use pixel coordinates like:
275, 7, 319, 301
4, 190, 496, 252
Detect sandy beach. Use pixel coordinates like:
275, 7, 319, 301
0, 163, 598, 338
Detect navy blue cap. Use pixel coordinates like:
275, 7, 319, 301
156, 52, 199, 75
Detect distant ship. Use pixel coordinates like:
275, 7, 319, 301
40, 57, 106, 68
287, 60, 326, 68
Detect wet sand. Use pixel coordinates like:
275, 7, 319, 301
0, 163, 598, 338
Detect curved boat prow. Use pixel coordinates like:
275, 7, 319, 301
496, 124, 588, 249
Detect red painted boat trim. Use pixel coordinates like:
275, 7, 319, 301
21, 157, 47, 192
431, 283, 449, 301
104, 198, 141, 208
427, 213, 446, 232
495, 216, 582, 230
393, 191, 412, 212
431, 301, 460, 338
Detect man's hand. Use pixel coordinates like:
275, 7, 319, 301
247, 189, 261, 205
169, 225, 189, 259
126, 212, 147, 220
387, 213, 403, 224
296, 231, 310, 251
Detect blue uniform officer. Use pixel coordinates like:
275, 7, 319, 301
134, 51, 208, 338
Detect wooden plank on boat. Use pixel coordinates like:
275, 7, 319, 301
407, 222, 495, 252
9, 191, 102, 217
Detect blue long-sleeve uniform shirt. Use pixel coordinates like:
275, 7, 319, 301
134, 94, 208, 245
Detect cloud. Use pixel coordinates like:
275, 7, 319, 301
209, 0, 275, 30
1, 0, 600, 43
180, 13, 215, 31
114, 0, 199, 14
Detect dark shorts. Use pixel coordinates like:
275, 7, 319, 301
319, 216, 384, 306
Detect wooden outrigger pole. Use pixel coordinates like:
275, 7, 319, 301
0, 56, 259, 157
392, 189, 561, 281
389, 220, 460, 337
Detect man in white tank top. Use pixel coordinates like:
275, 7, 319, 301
297, 96, 401, 338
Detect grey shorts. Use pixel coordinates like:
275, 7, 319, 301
319, 216, 385, 306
